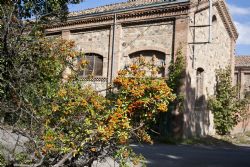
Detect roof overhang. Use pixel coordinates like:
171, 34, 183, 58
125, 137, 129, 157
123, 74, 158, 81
46, 0, 190, 29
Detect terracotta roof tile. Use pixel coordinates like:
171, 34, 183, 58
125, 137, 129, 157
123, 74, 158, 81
69, 0, 178, 17
235, 56, 250, 67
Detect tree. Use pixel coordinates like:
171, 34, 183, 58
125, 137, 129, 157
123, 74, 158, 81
0, 1, 176, 166
0, 0, 84, 112
0, 35, 82, 166
40, 56, 175, 166
208, 67, 248, 135
0, 0, 82, 165
112, 56, 176, 142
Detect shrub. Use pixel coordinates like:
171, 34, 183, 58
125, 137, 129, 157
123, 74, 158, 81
0, 24, 175, 166
10, 47, 175, 166
167, 47, 186, 112
208, 67, 248, 135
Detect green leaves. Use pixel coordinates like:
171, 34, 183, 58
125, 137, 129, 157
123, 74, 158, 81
208, 67, 248, 135
0, 57, 4, 95
167, 48, 185, 93
0, 0, 83, 20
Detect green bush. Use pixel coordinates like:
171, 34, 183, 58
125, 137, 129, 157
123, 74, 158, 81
167, 47, 186, 111
208, 67, 248, 135
0, 152, 7, 167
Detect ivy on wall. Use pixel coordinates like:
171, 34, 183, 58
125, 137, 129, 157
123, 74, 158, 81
167, 47, 186, 112
157, 47, 186, 137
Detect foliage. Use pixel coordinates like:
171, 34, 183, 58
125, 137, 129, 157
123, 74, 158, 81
0, 0, 83, 21
0, 33, 77, 124
0, 152, 7, 167
112, 56, 176, 142
0, 0, 83, 100
0, 1, 83, 165
208, 67, 248, 135
40, 56, 175, 166
0, 33, 175, 166
41, 83, 134, 166
0, 35, 83, 166
167, 47, 185, 111
0, 1, 176, 166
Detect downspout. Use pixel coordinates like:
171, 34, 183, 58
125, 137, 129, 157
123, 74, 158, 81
171, 18, 176, 62
208, 0, 212, 43
106, 26, 112, 91
110, 13, 117, 83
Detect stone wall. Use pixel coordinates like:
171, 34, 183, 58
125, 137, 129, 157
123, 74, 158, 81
80, 78, 108, 95
183, 3, 235, 137
232, 105, 250, 134
70, 29, 111, 79
60, 20, 176, 90
120, 22, 173, 74
233, 67, 250, 134
235, 68, 250, 99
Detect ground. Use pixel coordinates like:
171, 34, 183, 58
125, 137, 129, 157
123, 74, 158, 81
1, 129, 250, 166
132, 144, 250, 167
93, 143, 250, 167
226, 131, 250, 145
93, 132, 250, 167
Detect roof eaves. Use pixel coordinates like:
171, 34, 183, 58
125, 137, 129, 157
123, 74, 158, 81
68, 0, 190, 20
219, 0, 238, 40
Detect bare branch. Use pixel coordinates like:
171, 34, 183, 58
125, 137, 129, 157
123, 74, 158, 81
53, 150, 75, 167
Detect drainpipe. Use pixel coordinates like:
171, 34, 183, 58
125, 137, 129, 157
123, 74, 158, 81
171, 18, 176, 62
208, 0, 212, 43
110, 13, 117, 83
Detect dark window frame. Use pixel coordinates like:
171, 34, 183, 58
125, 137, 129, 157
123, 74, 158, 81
196, 68, 205, 98
80, 53, 103, 77
129, 50, 166, 77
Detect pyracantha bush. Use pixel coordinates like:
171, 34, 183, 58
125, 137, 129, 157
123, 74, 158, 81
34, 53, 176, 166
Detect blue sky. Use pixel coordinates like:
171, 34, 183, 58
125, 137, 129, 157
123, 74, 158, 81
69, 0, 250, 55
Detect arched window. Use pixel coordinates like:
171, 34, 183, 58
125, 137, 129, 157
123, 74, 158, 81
80, 53, 103, 76
129, 50, 166, 77
196, 68, 204, 98
212, 15, 217, 23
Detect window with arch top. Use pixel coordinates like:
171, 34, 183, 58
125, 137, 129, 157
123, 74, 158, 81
80, 53, 103, 76
196, 68, 204, 98
129, 50, 166, 77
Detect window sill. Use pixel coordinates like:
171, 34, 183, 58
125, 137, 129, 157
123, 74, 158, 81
79, 76, 108, 82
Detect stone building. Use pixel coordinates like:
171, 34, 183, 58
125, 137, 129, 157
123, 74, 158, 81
46, 0, 238, 137
235, 56, 250, 99
233, 56, 250, 134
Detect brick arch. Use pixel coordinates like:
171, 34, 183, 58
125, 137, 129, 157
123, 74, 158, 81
84, 52, 103, 57
81, 52, 104, 76
196, 67, 205, 99
81, 49, 106, 58
128, 49, 167, 77
127, 46, 168, 56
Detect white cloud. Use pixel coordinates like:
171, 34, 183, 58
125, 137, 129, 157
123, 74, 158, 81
235, 22, 250, 45
228, 4, 250, 15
